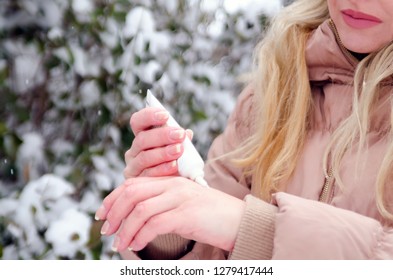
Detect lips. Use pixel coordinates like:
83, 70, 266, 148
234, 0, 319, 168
342, 9, 382, 22
341, 9, 382, 29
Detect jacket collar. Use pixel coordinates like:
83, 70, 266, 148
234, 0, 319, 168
306, 19, 358, 85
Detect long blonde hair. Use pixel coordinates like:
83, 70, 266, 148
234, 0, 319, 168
233, 0, 393, 222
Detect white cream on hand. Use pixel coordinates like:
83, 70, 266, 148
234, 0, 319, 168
146, 90, 209, 187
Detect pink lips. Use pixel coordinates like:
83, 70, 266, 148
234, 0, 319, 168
341, 9, 382, 29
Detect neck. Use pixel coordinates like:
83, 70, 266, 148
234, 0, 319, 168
348, 50, 369, 61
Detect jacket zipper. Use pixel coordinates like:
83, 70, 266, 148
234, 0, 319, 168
319, 19, 352, 204
319, 167, 335, 203
328, 19, 358, 67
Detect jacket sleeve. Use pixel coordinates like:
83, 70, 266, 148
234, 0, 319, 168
120, 83, 260, 260
271, 192, 393, 259
203, 83, 256, 199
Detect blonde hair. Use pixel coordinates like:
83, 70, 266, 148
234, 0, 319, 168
233, 0, 393, 222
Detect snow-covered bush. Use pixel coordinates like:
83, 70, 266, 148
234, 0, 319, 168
0, 0, 283, 259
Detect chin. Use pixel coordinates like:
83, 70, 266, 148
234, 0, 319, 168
342, 37, 389, 54
346, 47, 370, 54
342, 41, 376, 54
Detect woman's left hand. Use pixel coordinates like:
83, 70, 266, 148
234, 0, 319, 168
95, 177, 246, 252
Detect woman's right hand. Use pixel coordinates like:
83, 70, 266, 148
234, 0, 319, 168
123, 107, 189, 179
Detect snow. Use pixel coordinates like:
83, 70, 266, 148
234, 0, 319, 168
45, 208, 92, 258
72, 0, 94, 22
157, 0, 178, 14
12, 50, 45, 93
123, 7, 156, 38
72, 0, 94, 14
224, 0, 283, 15
138, 60, 162, 84
79, 80, 101, 107
71, 45, 101, 77
5, 174, 78, 258
48, 27, 64, 40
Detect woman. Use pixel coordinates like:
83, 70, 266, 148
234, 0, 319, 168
95, 0, 393, 259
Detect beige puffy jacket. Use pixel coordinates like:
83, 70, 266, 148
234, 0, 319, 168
123, 19, 393, 260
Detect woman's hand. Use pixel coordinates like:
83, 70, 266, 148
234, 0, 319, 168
124, 107, 191, 178
95, 177, 246, 252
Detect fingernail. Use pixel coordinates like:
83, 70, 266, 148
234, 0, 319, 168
112, 236, 120, 252
129, 241, 141, 251
129, 241, 136, 251
95, 205, 106, 221
154, 111, 169, 121
165, 160, 177, 171
169, 129, 185, 140
186, 129, 194, 140
101, 221, 110, 235
167, 144, 181, 155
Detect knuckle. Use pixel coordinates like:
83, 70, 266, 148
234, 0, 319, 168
130, 137, 142, 154
123, 168, 131, 178
136, 130, 149, 147
133, 202, 146, 217
123, 165, 134, 178
139, 168, 154, 177
124, 148, 133, 162
138, 167, 149, 176
137, 151, 151, 169
124, 186, 136, 198
117, 230, 129, 243
102, 197, 111, 209
157, 149, 168, 162
147, 215, 162, 228
124, 177, 137, 186
129, 112, 139, 130
124, 151, 141, 177
106, 210, 115, 221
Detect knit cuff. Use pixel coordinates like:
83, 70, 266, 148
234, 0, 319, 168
136, 234, 194, 260
230, 195, 277, 260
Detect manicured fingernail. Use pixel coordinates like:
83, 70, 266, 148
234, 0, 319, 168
129, 241, 142, 251
186, 129, 194, 140
112, 236, 120, 252
154, 111, 169, 121
169, 129, 185, 140
167, 144, 181, 155
165, 160, 177, 171
95, 205, 106, 220
101, 221, 110, 235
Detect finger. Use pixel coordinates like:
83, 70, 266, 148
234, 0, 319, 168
139, 160, 178, 177
130, 107, 169, 135
113, 191, 180, 252
126, 126, 186, 158
123, 144, 183, 178
95, 181, 128, 221
95, 177, 165, 220
102, 178, 170, 236
124, 160, 179, 179
128, 210, 179, 251
185, 129, 193, 141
